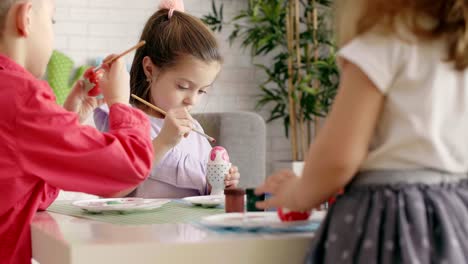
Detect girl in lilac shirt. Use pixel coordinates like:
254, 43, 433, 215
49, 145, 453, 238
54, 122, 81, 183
95, 1, 240, 198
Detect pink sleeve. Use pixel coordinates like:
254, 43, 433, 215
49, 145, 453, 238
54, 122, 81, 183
16, 82, 154, 197
37, 183, 59, 211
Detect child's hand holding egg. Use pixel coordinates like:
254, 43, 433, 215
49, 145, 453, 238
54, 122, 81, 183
83, 67, 104, 97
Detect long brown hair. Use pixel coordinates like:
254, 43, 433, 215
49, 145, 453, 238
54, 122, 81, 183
130, 9, 222, 108
335, 0, 468, 70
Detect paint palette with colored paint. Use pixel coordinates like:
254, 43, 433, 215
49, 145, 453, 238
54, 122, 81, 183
72, 198, 170, 213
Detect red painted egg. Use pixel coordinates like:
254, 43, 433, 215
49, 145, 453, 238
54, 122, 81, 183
277, 207, 311, 222
83, 67, 103, 97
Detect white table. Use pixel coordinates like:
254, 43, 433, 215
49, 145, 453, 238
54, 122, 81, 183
31, 211, 316, 264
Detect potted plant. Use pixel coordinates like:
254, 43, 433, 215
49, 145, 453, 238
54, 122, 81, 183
203, 0, 339, 175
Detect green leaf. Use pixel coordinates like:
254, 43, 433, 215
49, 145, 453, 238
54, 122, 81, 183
220, 3, 224, 21
300, 85, 319, 95
212, 0, 217, 17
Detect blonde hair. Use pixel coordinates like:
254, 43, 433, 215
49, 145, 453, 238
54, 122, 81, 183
335, 0, 468, 70
0, 0, 17, 31
0, 0, 42, 34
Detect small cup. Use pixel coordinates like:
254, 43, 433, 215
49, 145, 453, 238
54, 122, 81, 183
246, 188, 265, 212
206, 162, 231, 195
224, 188, 245, 213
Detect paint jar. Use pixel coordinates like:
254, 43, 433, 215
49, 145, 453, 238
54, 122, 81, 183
246, 188, 265, 212
224, 188, 245, 213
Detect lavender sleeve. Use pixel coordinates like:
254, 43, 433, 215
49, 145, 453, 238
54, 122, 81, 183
149, 121, 211, 196
94, 106, 210, 196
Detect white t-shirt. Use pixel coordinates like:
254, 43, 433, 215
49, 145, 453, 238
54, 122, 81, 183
339, 31, 468, 173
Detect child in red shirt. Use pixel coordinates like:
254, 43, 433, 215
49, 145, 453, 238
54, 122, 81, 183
0, 1, 154, 263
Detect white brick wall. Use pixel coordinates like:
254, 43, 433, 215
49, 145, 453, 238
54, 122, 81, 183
54, 0, 295, 176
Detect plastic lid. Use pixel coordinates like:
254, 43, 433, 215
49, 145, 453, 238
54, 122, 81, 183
245, 188, 258, 196
224, 188, 245, 195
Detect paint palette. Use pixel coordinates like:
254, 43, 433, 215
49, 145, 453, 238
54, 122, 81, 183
72, 198, 170, 213
200, 211, 326, 230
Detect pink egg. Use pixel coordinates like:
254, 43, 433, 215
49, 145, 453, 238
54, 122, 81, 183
209, 146, 230, 163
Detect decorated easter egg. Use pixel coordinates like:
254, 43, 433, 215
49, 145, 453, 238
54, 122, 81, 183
206, 146, 231, 195
208, 146, 230, 164
83, 67, 103, 97
277, 207, 311, 222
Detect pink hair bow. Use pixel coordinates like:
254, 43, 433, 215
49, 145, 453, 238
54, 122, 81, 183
159, 0, 185, 18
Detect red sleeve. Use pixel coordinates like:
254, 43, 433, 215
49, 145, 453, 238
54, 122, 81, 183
16, 81, 154, 197
37, 183, 59, 211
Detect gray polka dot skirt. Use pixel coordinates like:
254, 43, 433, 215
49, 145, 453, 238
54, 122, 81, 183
306, 170, 468, 264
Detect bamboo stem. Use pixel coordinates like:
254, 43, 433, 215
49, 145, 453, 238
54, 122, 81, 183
293, 0, 308, 160
306, 3, 313, 149
286, 1, 298, 161
312, 0, 321, 138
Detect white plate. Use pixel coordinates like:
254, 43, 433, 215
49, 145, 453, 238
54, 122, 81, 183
72, 198, 170, 213
200, 211, 326, 230
182, 195, 224, 208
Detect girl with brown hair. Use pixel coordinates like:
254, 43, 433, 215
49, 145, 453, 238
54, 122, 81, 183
95, 0, 240, 198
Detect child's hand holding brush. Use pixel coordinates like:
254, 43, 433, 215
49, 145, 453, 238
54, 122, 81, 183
63, 55, 129, 122
98, 55, 130, 107
63, 41, 145, 122
82, 41, 146, 98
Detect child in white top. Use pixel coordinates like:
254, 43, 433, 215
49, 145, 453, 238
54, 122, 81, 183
256, 0, 468, 263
